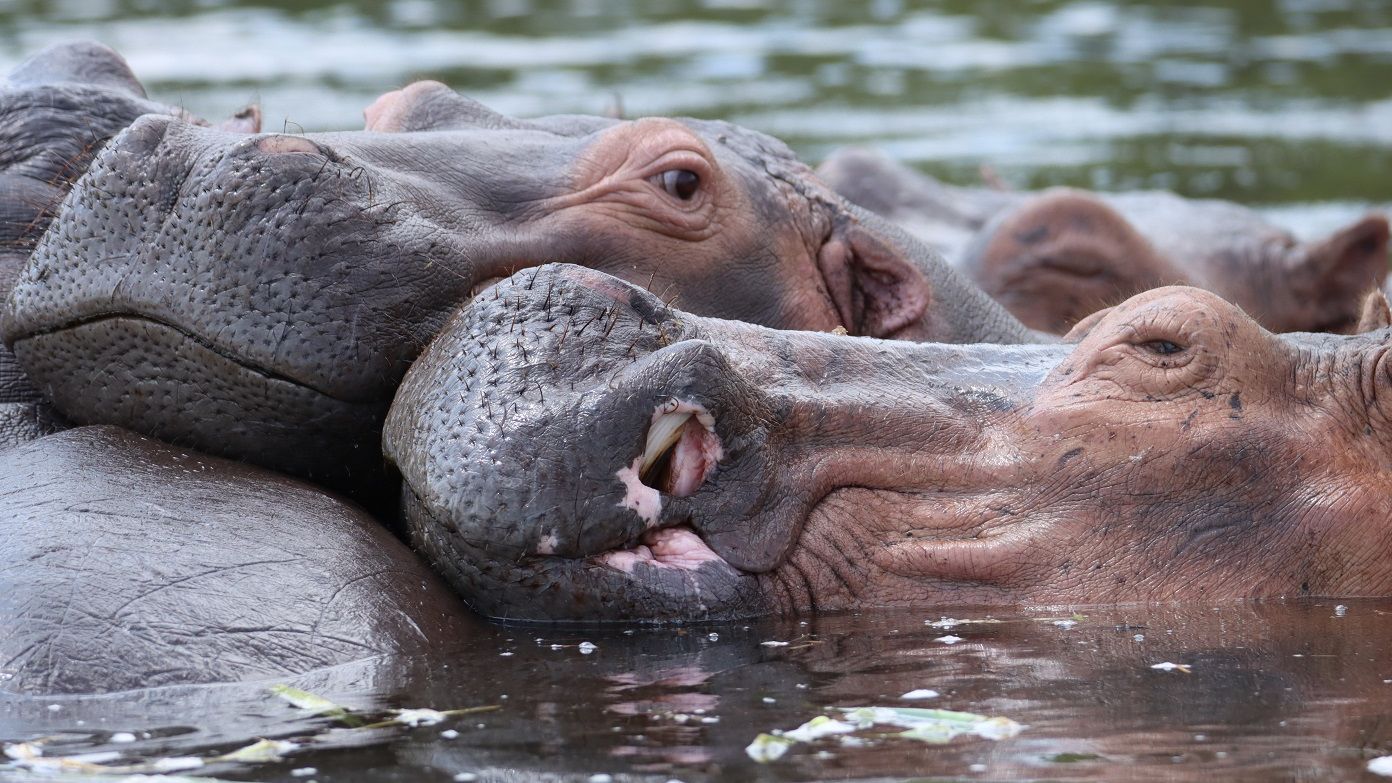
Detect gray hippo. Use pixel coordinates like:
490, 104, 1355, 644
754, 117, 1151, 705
0, 42, 259, 450
384, 264, 1392, 621
818, 148, 1391, 335
4, 79, 1030, 501
0, 426, 474, 696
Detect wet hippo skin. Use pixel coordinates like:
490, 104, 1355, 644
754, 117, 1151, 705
0, 41, 259, 452
385, 264, 1392, 622
4, 76, 1030, 501
0, 426, 473, 696
819, 148, 1391, 334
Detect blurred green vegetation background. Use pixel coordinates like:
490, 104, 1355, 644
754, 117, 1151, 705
4, 0, 1388, 231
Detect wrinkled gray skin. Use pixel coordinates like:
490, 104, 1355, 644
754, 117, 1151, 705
4, 79, 1026, 497
1, 426, 473, 695
819, 147, 1391, 334
385, 263, 1392, 622
385, 263, 1049, 620
0, 42, 257, 450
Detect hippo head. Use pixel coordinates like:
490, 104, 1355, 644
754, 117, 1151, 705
0, 41, 259, 292
3, 81, 1022, 490
385, 263, 1392, 621
963, 188, 1391, 335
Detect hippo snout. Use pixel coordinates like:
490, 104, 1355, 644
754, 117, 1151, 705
384, 263, 774, 621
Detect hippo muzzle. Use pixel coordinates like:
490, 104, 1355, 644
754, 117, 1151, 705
384, 263, 1060, 621
389, 264, 1392, 622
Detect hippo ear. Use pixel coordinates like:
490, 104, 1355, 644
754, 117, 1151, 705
1357, 289, 1392, 333
1302, 214, 1391, 304
6, 41, 146, 98
817, 221, 932, 338
365, 81, 536, 132
216, 105, 262, 134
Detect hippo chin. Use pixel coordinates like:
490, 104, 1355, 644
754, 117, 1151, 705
385, 263, 1392, 622
0, 41, 259, 452
4, 78, 1026, 494
0, 426, 472, 695
819, 148, 1391, 335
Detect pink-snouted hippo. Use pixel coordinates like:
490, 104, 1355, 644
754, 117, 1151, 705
818, 148, 1390, 336
385, 263, 1392, 621
4, 77, 1027, 499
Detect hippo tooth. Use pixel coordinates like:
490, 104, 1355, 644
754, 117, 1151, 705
640, 411, 694, 477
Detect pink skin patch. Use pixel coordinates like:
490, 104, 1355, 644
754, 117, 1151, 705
597, 526, 725, 574
616, 456, 663, 525
256, 135, 320, 155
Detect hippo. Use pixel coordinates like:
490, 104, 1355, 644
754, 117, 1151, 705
384, 263, 1392, 621
817, 148, 1391, 335
4, 76, 1028, 499
0, 42, 259, 451
0, 425, 473, 695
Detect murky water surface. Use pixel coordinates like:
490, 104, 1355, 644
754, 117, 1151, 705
2, 2, 1391, 780
5, 602, 1392, 781
1, 0, 1390, 234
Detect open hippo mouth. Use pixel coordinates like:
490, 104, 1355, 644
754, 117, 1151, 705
385, 263, 1060, 622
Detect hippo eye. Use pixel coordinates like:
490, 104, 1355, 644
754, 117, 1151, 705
1138, 339, 1184, 355
657, 169, 700, 201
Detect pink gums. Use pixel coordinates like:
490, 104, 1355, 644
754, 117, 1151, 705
597, 526, 725, 574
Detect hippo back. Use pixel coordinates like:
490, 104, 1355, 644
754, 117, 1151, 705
0, 426, 473, 696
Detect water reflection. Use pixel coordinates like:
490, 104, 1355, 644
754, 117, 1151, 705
5, 601, 1390, 780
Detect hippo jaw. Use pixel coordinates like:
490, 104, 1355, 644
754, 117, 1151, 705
388, 265, 1392, 622
383, 263, 1046, 621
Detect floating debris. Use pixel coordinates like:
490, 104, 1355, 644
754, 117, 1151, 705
109, 733, 136, 744
901, 689, 940, 700
780, 716, 858, 743
4, 742, 40, 761
760, 640, 789, 647
925, 617, 1002, 629
746, 733, 795, 763
269, 685, 358, 725
935, 635, 965, 644
1335, 605, 1349, 617
1051, 619, 1078, 630
213, 739, 295, 764
747, 705, 1022, 762
151, 756, 206, 772
578, 641, 598, 654
843, 707, 1023, 742
1150, 662, 1192, 673
1369, 757, 1392, 776
392, 709, 448, 727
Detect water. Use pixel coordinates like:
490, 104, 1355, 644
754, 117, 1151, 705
1, 0, 1389, 236
3, 2, 1392, 780
5, 601, 1392, 781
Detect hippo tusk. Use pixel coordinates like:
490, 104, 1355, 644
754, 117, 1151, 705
640, 410, 694, 479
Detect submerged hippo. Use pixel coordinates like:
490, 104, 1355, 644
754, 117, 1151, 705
0, 42, 259, 450
0, 426, 473, 695
818, 148, 1391, 335
4, 77, 1027, 497
385, 264, 1392, 621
